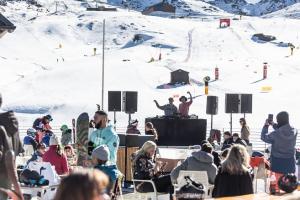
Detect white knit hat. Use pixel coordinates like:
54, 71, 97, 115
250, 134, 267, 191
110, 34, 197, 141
49, 135, 59, 146
92, 145, 110, 161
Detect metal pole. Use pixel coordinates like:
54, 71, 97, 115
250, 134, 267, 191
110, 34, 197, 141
101, 19, 105, 109
230, 113, 233, 134
114, 110, 116, 130
211, 115, 213, 131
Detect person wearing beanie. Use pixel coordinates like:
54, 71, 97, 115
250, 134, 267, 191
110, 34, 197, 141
60, 125, 72, 146
23, 128, 38, 155
43, 135, 69, 175
126, 119, 141, 135
261, 111, 297, 192
92, 145, 120, 191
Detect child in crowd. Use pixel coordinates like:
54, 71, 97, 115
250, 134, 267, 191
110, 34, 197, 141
23, 128, 38, 155
92, 145, 119, 192
64, 145, 77, 167
26, 143, 46, 165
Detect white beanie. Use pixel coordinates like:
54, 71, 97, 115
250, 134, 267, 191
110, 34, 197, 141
49, 135, 59, 146
92, 145, 110, 161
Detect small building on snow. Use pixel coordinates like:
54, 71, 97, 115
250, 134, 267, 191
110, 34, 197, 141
0, 13, 16, 38
142, 1, 175, 16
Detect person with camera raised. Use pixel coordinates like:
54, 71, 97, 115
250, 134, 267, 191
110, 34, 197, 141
261, 111, 297, 193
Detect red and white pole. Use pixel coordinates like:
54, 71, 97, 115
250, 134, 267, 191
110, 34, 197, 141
263, 62, 268, 79
215, 67, 219, 80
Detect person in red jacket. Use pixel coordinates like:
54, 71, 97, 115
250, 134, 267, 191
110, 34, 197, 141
43, 135, 69, 175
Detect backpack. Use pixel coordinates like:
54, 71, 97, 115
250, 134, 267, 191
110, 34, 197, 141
27, 162, 60, 186
20, 169, 49, 186
175, 176, 205, 200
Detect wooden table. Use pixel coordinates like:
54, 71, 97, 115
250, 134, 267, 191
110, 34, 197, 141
209, 191, 300, 200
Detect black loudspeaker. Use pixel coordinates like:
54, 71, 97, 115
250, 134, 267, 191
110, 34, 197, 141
225, 94, 239, 113
108, 91, 122, 112
225, 94, 253, 113
241, 94, 252, 113
123, 91, 138, 114
206, 96, 218, 115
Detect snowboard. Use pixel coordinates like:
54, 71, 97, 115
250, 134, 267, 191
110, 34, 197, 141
76, 112, 90, 167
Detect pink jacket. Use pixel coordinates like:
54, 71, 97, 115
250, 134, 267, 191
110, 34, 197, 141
43, 145, 69, 175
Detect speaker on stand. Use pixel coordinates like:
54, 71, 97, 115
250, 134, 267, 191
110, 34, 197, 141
206, 96, 218, 131
225, 94, 253, 133
122, 91, 138, 184
108, 91, 122, 128
122, 91, 138, 124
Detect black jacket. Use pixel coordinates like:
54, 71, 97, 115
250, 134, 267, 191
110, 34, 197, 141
212, 167, 253, 198
133, 154, 155, 180
222, 138, 234, 150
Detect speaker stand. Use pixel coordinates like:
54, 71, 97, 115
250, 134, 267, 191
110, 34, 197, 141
128, 113, 132, 125
210, 114, 213, 130
113, 110, 117, 131
230, 112, 233, 134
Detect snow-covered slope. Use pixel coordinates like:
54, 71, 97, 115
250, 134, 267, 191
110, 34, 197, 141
1, 1, 300, 131
264, 2, 300, 18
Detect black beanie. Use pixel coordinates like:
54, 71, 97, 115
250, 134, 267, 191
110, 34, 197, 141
277, 111, 289, 128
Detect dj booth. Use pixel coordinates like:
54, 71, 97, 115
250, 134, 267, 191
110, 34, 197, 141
145, 117, 207, 146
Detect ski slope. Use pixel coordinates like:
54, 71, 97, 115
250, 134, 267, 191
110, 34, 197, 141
1, 1, 300, 133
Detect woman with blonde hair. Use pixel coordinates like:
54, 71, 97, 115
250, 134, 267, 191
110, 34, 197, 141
212, 144, 253, 197
133, 141, 174, 200
54, 169, 110, 200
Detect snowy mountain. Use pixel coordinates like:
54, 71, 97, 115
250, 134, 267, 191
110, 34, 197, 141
1, 0, 300, 133
264, 2, 300, 18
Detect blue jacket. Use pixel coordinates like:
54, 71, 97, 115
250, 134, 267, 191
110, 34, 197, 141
94, 164, 119, 182
23, 135, 35, 145
42, 134, 51, 147
261, 124, 297, 158
90, 125, 119, 165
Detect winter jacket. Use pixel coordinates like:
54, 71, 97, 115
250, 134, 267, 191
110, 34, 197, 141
43, 145, 69, 175
171, 151, 218, 184
23, 135, 37, 150
61, 129, 72, 146
133, 154, 155, 180
241, 125, 250, 142
212, 167, 253, 198
232, 138, 247, 146
261, 124, 297, 158
42, 133, 52, 147
126, 126, 141, 134
26, 151, 43, 165
261, 124, 297, 173
94, 164, 119, 183
90, 125, 119, 165
221, 138, 233, 150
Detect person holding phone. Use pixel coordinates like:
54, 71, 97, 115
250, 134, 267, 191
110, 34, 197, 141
261, 111, 297, 192
132, 141, 174, 200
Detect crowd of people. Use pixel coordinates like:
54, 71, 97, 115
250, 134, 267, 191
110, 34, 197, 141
130, 111, 299, 199
0, 88, 299, 200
